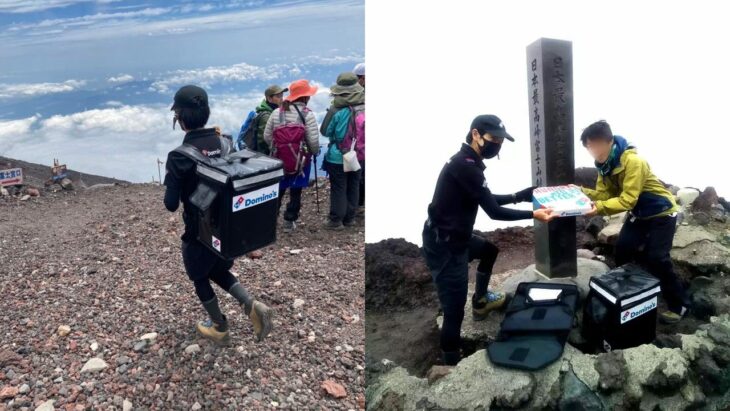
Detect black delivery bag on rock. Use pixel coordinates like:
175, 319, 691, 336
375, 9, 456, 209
582, 263, 661, 352
174, 144, 284, 260
487, 282, 579, 371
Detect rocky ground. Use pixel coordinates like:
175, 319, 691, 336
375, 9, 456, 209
0, 178, 365, 410
365, 183, 730, 410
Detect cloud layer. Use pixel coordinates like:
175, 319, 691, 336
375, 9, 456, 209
0, 80, 86, 99
0, 88, 334, 183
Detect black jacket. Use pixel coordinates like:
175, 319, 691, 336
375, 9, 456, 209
427, 144, 533, 249
163, 128, 226, 242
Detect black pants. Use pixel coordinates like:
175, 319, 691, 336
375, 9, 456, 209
358, 161, 365, 207
181, 240, 237, 302
614, 214, 690, 313
278, 187, 302, 222
327, 163, 361, 224
422, 222, 500, 353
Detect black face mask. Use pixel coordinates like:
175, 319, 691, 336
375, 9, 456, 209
481, 140, 502, 159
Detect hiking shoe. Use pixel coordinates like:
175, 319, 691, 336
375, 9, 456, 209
247, 250, 264, 259
659, 306, 688, 324
282, 220, 296, 232
472, 291, 506, 321
248, 301, 274, 342
196, 319, 230, 345
343, 219, 356, 227
324, 220, 345, 231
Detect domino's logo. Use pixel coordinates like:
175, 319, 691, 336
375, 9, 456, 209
233, 196, 245, 210
620, 296, 657, 324
232, 183, 279, 212
212, 235, 221, 252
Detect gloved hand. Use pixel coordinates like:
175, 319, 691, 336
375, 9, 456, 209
514, 186, 537, 203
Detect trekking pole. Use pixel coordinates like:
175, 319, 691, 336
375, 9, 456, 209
313, 155, 320, 214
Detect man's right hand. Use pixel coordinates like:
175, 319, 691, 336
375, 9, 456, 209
533, 208, 557, 222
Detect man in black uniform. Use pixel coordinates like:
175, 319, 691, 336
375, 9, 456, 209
164, 85, 274, 344
422, 114, 556, 365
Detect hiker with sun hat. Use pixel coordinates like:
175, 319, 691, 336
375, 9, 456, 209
263, 79, 320, 232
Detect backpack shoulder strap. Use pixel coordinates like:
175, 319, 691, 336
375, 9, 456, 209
173, 143, 208, 164
292, 104, 307, 125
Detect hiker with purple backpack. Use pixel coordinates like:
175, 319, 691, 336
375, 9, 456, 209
263, 79, 320, 232
320, 72, 365, 230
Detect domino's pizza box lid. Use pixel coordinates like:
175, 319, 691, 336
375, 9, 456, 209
532, 185, 593, 217
195, 149, 284, 189
588, 264, 660, 305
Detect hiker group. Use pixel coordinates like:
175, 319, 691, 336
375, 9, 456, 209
162, 63, 365, 345
236, 63, 365, 232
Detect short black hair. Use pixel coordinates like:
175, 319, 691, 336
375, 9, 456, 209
580, 120, 613, 147
466, 125, 491, 144
176, 106, 210, 130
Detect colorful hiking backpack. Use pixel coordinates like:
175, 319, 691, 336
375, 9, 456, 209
338, 105, 365, 162
271, 105, 311, 176
236, 110, 261, 151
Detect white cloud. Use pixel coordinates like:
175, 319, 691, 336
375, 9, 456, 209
0, 0, 121, 14
150, 62, 286, 93
0, 80, 86, 99
4, 7, 171, 33
107, 74, 134, 84
0, 91, 335, 183
0, 114, 41, 152
1, 0, 362, 46
305, 52, 364, 66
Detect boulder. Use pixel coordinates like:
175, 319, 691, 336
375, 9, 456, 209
585, 216, 606, 237
60, 178, 74, 190
577, 249, 596, 260
692, 187, 719, 212
597, 212, 626, 245
500, 258, 609, 304
593, 350, 627, 393
671, 240, 730, 277
672, 225, 715, 248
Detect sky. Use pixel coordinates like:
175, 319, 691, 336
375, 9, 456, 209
366, 0, 730, 245
0, 0, 364, 182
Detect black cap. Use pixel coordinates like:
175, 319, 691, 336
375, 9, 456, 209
171, 85, 208, 110
470, 114, 515, 142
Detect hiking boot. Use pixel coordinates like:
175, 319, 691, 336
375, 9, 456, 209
324, 220, 345, 231
472, 291, 506, 321
248, 301, 274, 342
343, 219, 356, 227
282, 220, 296, 232
196, 318, 230, 345
247, 250, 264, 259
659, 306, 688, 324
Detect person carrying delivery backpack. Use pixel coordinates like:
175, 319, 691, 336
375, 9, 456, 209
163, 85, 275, 345
263, 79, 320, 232
320, 72, 365, 230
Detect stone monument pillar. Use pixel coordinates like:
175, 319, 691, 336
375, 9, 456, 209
526, 38, 577, 278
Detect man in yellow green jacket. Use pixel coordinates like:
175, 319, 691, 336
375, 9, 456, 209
579, 120, 690, 324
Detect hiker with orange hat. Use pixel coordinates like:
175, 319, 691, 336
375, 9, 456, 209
263, 79, 320, 232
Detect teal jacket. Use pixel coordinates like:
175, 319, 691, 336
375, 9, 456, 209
323, 107, 352, 165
